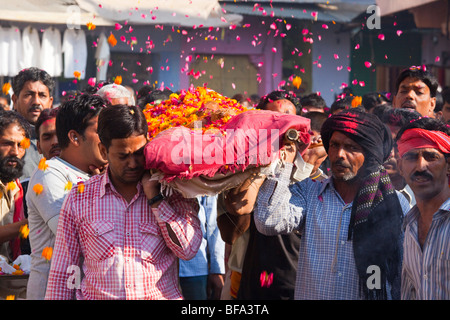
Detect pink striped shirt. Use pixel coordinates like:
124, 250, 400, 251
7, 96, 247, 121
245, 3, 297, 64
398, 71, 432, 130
45, 171, 202, 300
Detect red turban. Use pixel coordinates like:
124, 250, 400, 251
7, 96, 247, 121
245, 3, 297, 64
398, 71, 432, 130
397, 128, 450, 158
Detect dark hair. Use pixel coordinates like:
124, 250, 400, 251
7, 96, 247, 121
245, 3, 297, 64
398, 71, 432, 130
137, 88, 173, 110
35, 108, 59, 139
443, 87, 450, 104
56, 94, 107, 149
303, 111, 328, 132
0, 109, 31, 138
362, 92, 390, 111
395, 117, 450, 152
381, 107, 421, 128
371, 103, 392, 121
395, 67, 439, 98
330, 96, 356, 114
0, 92, 11, 106
257, 90, 302, 114
97, 104, 148, 150
12, 67, 55, 97
300, 93, 327, 110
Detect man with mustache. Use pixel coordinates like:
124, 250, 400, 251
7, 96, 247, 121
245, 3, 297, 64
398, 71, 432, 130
392, 66, 439, 117
0, 110, 31, 298
11, 67, 55, 181
45, 105, 202, 300
26, 94, 108, 300
254, 109, 411, 299
381, 108, 421, 206
396, 117, 450, 299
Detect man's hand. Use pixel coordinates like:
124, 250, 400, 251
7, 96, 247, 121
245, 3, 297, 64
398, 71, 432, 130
141, 171, 161, 201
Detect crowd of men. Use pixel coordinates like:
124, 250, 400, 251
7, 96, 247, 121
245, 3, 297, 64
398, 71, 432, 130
0, 65, 449, 300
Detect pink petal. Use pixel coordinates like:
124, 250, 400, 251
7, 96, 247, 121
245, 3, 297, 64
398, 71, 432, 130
364, 61, 372, 68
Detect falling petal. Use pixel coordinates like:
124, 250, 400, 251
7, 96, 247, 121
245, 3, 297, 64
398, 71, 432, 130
396, 30, 403, 36
364, 61, 372, 68
378, 34, 385, 40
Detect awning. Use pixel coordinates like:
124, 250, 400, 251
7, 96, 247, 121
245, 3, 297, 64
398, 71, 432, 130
220, 0, 375, 23
377, 0, 449, 34
0, 0, 243, 27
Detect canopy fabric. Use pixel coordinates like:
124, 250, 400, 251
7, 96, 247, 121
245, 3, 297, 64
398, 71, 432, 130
0, 0, 242, 27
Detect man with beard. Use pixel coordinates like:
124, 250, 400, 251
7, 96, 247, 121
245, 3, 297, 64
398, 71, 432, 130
396, 117, 450, 299
0, 110, 31, 298
26, 94, 108, 300
45, 105, 202, 300
11, 67, 55, 181
392, 66, 438, 117
254, 109, 411, 300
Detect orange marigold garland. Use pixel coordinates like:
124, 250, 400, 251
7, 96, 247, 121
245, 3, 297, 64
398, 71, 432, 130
143, 87, 249, 139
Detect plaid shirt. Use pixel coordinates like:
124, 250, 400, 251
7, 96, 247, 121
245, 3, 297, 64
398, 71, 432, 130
45, 170, 202, 300
255, 162, 411, 300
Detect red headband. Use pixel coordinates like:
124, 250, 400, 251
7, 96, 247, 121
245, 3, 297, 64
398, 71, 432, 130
397, 128, 450, 158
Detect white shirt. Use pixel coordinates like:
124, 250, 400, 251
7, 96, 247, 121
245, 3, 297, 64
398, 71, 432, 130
21, 26, 41, 69
26, 157, 90, 300
40, 28, 62, 77
62, 29, 87, 79
0, 26, 23, 77
95, 32, 110, 81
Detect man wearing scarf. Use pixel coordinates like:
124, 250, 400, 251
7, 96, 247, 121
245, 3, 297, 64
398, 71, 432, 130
396, 117, 450, 299
254, 108, 411, 300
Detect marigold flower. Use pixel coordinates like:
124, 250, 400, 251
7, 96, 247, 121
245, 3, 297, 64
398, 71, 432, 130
114, 75, 122, 85
2, 82, 11, 95
19, 224, 29, 239
292, 76, 302, 89
77, 182, 85, 193
352, 96, 362, 108
64, 181, 73, 191
12, 269, 24, 276
86, 22, 96, 30
20, 137, 30, 149
73, 71, 81, 79
38, 158, 48, 171
108, 33, 117, 47
6, 181, 16, 191
42, 247, 53, 261
6, 295, 15, 300
33, 183, 44, 195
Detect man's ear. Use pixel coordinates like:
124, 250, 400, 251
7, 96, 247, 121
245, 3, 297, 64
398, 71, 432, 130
99, 142, 107, 160
11, 94, 17, 109
68, 130, 80, 146
429, 96, 436, 115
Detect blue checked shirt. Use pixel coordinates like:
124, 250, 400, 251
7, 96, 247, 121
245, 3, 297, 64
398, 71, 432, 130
179, 195, 225, 277
401, 198, 450, 300
254, 162, 411, 300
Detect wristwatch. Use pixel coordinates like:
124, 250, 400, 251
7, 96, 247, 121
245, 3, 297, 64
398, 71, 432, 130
148, 193, 164, 206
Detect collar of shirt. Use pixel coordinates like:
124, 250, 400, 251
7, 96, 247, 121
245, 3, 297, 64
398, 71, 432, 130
98, 167, 144, 200
403, 197, 450, 230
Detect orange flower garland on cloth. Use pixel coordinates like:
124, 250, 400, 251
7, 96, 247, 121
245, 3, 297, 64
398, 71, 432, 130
143, 87, 248, 139
142, 87, 312, 198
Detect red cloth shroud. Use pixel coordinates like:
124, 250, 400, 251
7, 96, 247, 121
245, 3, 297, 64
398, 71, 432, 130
144, 109, 311, 183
